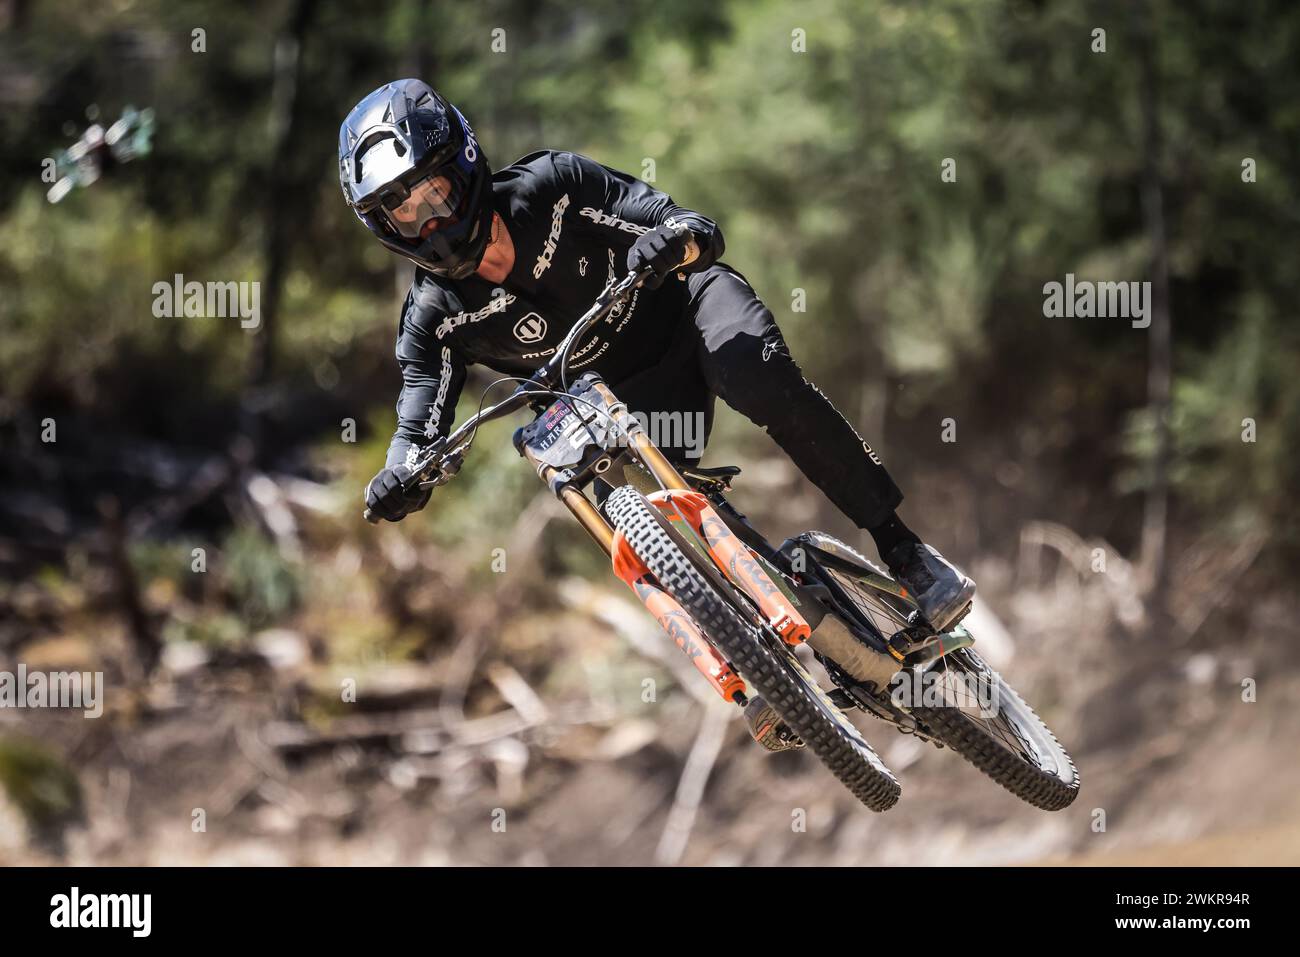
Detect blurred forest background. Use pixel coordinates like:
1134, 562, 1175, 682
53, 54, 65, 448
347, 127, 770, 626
2, 0, 1299, 865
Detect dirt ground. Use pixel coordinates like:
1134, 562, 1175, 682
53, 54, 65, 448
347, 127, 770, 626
4, 579, 1297, 867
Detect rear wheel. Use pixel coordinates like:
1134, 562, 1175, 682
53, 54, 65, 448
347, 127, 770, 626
604, 484, 900, 812
909, 649, 1080, 811
806, 535, 1079, 810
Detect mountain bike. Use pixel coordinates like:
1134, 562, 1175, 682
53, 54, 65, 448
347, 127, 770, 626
365, 269, 1079, 812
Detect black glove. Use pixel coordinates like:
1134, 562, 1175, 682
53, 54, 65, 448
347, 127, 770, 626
365, 463, 432, 522
626, 223, 695, 289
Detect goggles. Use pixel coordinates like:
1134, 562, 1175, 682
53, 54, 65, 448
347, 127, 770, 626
379, 169, 468, 240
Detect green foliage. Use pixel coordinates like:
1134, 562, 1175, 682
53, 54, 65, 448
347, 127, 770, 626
2, 0, 1298, 574
0, 737, 82, 834
220, 527, 301, 628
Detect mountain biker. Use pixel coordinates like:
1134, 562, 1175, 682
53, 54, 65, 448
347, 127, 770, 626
340, 80, 976, 747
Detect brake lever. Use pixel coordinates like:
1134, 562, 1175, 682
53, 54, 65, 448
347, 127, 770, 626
363, 444, 458, 524
419, 449, 463, 488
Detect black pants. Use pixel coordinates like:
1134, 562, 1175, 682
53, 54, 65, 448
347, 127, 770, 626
611, 265, 902, 529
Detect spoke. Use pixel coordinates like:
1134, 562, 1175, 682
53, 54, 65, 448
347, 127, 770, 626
826, 568, 909, 635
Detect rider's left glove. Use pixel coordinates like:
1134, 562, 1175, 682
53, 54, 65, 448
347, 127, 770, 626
626, 222, 699, 289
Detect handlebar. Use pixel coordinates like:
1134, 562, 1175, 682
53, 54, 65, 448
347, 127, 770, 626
364, 266, 655, 523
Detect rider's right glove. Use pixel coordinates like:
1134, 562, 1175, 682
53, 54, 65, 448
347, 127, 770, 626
626, 221, 697, 289
365, 464, 432, 523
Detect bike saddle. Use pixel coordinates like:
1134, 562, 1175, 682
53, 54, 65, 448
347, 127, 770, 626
680, 464, 742, 489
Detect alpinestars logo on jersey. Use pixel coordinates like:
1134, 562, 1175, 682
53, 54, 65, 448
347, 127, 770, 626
533, 194, 571, 279
436, 293, 517, 339
579, 207, 651, 237
422, 346, 456, 440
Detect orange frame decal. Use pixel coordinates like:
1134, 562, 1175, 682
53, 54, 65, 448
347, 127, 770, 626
647, 490, 812, 646
611, 529, 747, 703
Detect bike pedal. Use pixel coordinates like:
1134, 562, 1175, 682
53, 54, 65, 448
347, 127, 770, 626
948, 601, 974, 629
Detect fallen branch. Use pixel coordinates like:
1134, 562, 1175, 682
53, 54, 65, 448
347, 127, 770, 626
260, 700, 615, 758
654, 701, 732, 866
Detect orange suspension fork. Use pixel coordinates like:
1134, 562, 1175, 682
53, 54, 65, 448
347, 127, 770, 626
611, 529, 746, 703
647, 490, 811, 646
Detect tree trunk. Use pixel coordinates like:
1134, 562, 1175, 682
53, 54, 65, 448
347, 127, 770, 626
1134, 0, 1174, 630
243, 0, 319, 457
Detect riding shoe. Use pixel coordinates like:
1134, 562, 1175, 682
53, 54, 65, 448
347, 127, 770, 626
885, 541, 977, 632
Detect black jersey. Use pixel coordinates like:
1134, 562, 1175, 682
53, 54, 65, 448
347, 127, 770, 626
385, 150, 724, 467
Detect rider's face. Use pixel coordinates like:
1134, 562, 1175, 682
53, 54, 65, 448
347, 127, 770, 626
386, 174, 457, 240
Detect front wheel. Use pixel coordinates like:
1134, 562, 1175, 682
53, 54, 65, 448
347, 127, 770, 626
604, 484, 901, 812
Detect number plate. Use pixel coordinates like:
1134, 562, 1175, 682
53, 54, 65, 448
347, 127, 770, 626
523, 396, 612, 469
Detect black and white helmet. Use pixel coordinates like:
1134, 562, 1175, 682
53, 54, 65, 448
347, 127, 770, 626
339, 79, 493, 279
